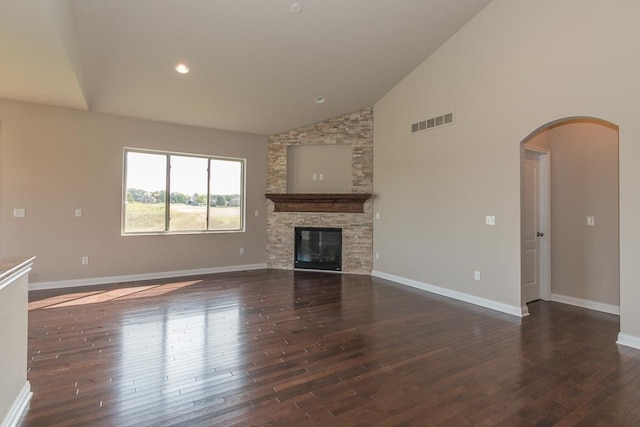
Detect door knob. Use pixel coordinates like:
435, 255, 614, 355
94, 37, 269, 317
537, 232, 544, 237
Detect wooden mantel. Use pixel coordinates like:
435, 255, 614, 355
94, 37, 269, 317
265, 193, 371, 213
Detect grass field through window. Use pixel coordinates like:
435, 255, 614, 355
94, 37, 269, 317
124, 203, 241, 233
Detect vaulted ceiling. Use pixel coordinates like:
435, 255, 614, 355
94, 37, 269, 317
0, 0, 491, 135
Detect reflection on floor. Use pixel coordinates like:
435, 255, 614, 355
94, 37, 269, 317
20, 269, 640, 425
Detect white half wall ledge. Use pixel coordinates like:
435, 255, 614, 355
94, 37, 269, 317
551, 293, 620, 316
617, 333, 640, 351
371, 270, 527, 318
1, 382, 31, 427
29, 263, 267, 291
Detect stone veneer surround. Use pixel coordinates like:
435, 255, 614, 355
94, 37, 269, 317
266, 108, 373, 273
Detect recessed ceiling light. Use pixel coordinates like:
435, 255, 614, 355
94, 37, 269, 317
290, 2, 303, 14
314, 96, 325, 104
175, 63, 189, 74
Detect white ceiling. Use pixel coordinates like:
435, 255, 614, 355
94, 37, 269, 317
0, 0, 491, 135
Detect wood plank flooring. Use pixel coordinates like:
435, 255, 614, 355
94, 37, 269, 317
19, 269, 640, 426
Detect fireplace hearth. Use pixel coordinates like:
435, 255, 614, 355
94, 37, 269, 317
294, 227, 342, 271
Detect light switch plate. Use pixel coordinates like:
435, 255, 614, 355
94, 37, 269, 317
13, 208, 26, 218
587, 216, 595, 226
485, 215, 496, 226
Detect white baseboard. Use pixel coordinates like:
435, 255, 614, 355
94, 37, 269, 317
371, 270, 527, 318
1, 382, 32, 427
551, 293, 620, 315
29, 263, 267, 291
617, 333, 640, 351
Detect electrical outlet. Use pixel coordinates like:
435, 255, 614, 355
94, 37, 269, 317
240, 248, 245, 255
474, 271, 481, 281
255, 210, 260, 217
587, 216, 595, 226
375, 252, 380, 260
75, 208, 83, 217
312, 173, 317, 181
375, 212, 380, 220
485, 216, 496, 226
319, 174, 324, 180
82, 256, 89, 265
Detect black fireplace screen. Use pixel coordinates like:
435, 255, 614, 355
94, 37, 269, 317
294, 227, 342, 271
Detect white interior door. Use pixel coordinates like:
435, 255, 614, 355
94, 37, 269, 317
523, 150, 542, 303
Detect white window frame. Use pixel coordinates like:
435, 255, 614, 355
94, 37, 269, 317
122, 148, 246, 235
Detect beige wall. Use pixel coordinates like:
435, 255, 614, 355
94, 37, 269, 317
549, 122, 619, 306
286, 144, 352, 193
373, 0, 640, 339
0, 99, 268, 285
525, 131, 550, 151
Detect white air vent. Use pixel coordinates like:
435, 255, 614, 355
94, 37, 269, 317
411, 112, 455, 134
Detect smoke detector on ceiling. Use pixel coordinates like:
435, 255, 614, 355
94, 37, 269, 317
290, 3, 303, 14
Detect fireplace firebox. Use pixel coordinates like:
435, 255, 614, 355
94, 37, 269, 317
294, 227, 342, 271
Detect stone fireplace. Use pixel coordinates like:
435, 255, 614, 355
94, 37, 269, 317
266, 108, 373, 274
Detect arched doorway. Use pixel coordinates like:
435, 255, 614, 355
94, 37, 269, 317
520, 117, 619, 314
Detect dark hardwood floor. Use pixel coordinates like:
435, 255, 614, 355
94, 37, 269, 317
19, 269, 640, 426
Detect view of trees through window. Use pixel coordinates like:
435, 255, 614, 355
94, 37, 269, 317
123, 149, 244, 233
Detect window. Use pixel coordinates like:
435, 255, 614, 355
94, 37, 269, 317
123, 149, 245, 234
